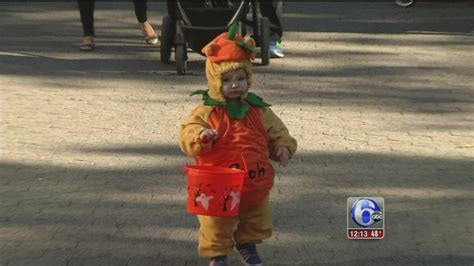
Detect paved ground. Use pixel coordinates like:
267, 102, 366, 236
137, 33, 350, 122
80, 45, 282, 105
0, 2, 473, 265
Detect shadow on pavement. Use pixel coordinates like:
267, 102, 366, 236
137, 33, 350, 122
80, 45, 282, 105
1, 145, 472, 264
284, 2, 474, 34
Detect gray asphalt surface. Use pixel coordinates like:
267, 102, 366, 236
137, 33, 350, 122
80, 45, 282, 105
1, 2, 473, 265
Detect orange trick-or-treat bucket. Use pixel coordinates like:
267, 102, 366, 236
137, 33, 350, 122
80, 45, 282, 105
184, 162, 246, 217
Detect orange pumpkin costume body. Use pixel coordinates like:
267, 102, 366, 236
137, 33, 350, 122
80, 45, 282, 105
179, 30, 297, 258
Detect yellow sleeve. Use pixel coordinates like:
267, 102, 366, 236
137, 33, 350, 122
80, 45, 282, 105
261, 107, 297, 161
179, 105, 214, 156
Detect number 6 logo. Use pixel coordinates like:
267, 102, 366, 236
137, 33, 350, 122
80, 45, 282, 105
351, 198, 381, 227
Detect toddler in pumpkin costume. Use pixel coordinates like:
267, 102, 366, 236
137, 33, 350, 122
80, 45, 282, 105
179, 25, 297, 266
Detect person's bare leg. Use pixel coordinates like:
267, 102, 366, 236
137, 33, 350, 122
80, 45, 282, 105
134, 0, 158, 45
139, 21, 158, 45
139, 21, 155, 37
78, 0, 96, 51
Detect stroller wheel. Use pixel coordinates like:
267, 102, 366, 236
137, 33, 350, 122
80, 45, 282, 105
160, 16, 173, 64
259, 17, 270, 66
176, 44, 187, 75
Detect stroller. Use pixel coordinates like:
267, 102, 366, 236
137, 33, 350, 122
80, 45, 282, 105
161, 0, 272, 75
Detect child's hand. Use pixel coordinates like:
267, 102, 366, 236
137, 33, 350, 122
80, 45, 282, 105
200, 129, 218, 143
276, 147, 289, 167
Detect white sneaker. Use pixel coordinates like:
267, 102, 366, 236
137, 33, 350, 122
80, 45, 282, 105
269, 39, 284, 58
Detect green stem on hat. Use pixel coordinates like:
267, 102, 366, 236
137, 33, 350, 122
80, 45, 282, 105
226, 21, 256, 53
235, 39, 256, 53
227, 22, 238, 40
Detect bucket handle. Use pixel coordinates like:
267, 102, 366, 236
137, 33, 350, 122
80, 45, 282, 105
240, 153, 248, 173
183, 154, 248, 173
182, 156, 197, 174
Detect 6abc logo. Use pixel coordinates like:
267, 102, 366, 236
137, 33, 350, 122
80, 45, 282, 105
352, 198, 383, 227
347, 197, 384, 239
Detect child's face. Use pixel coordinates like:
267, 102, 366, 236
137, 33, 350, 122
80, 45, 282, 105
221, 68, 248, 100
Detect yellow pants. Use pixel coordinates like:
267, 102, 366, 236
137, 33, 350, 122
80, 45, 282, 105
197, 196, 272, 258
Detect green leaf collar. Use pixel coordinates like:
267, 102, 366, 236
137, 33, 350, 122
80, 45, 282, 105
190, 90, 271, 119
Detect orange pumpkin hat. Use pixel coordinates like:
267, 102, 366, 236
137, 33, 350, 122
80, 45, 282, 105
201, 24, 256, 102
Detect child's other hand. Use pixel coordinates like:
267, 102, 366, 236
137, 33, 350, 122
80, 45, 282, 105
276, 147, 289, 167
200, 129, 218, 143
